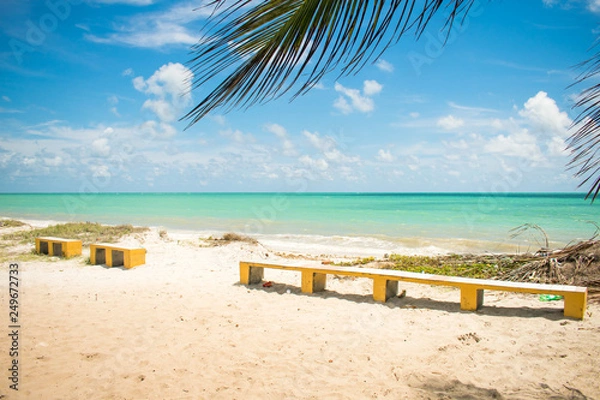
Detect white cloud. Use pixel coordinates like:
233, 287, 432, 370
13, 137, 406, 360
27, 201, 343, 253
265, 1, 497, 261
437, 115, 465, 130
375, 59, 394, 72
2, 96, 10, 102
44, 156, 63, 167
446, 139, 469, 150
519, 91, 571, 137
547, 136, 568, 156
299, 155, 329, 171
132, 76, 146, 92
92, 138, 111, 157
134, 63, 192, 105
323, 149, 360, 163
376, 149, 395, 162
363, 80, 383, 96
484, 129, 544, 161
140, 120, 177, 138
265, 123, 287, 139
85, 2, 212, 48
23, 157, 36, 166
143, 99, 176, 122
265, 123, 296, 156
134, 63, 193, 133
303, 130, 336, 152
298, 130, 360, 180
90, 165, 111, 179
210, 114, 226, 125
75, 24, 91, 32
219, 128, 254, 143
107, 95, 120, 116
122, 68, 134, 77
0, 107, 23, 114
333, 96, 352, 114
448, 101, 497, 114
333, 80, 382, 114
409, 112, 420, 118
588, 0, 600, 12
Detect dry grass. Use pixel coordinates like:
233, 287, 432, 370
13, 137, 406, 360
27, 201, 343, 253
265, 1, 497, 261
0, 219, 27, 228
2, 222, 149, 246
336, 253, 526, 280
205, 232, 258, 246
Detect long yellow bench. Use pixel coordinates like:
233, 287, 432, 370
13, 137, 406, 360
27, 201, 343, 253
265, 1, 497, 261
35, 237, 82, 258
90, 243, 146, 269
239, 261, 588, 320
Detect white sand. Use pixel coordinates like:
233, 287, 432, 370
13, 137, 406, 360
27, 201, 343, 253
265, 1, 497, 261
1, 224, 599, 399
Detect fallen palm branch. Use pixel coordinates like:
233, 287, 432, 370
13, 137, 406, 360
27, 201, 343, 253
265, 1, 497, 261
499, 240, 600, 291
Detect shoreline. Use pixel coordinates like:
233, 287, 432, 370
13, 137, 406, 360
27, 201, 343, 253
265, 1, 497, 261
0, 191, 595, 254
1, 215, 552, 257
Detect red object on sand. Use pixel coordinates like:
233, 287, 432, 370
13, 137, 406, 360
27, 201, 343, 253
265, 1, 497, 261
262, 281, 273, 287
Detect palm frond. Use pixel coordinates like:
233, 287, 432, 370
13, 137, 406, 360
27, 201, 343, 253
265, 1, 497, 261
183, 0, 476, 126
568, 40, 600, 202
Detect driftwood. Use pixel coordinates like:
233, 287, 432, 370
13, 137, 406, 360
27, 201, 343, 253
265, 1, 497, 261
500, 240, 600, 292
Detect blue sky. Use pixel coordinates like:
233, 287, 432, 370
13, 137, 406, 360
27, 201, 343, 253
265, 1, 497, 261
0, 0, 598, 193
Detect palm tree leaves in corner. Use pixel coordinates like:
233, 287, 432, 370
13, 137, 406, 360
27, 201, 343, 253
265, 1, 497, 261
569, 42, 600, 201
183, 0, 476, 125
184, 0, 599, 201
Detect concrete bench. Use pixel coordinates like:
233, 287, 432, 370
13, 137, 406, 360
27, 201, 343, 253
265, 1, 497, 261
239, 261, 588, 320
35, 237, 82, 258
90, 243, 146, 269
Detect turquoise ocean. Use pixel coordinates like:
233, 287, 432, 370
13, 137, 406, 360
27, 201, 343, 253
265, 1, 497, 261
0, 192, 598, 253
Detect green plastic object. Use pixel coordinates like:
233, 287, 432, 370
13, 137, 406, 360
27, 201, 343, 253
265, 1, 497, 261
539, 294, 563, 302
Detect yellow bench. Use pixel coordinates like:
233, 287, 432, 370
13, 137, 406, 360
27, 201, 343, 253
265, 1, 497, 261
35, 237, 82, 258
239, 261, 588, 320
90, 243, 146, 269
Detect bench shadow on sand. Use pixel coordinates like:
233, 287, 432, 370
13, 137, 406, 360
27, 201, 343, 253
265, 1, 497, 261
239, 282, 571, 321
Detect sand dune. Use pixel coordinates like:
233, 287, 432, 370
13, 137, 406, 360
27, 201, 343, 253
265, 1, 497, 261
1, 227, 599, 399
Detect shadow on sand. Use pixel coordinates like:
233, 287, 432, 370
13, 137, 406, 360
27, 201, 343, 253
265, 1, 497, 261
238, 281, 570, 321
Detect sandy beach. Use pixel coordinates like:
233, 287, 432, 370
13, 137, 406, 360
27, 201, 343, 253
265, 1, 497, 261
1, 222, 599, 400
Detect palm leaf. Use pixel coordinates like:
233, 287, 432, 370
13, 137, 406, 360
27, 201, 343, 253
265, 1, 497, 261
185, 1, 600, 201
569, 42, 600, 201
183, 0, 476, 126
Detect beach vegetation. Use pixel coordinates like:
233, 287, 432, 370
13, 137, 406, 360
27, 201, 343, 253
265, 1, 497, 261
337, 256, 375, 266
186, 1, 600, 200
0, 219, 26, 228
2, 222, 149, 245
206, 232, 258, 245
334, 239, 600, 290
387, 254, 506, 279
337, 253, 528, 279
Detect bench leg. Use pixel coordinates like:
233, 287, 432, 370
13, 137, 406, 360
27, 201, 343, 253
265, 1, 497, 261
301, 271, 327, 293
460, 286, 484, 311
563, 292, 587, 320
239, 262, 264, 284
127, 249, 146, 268
373, 278, 398, 302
